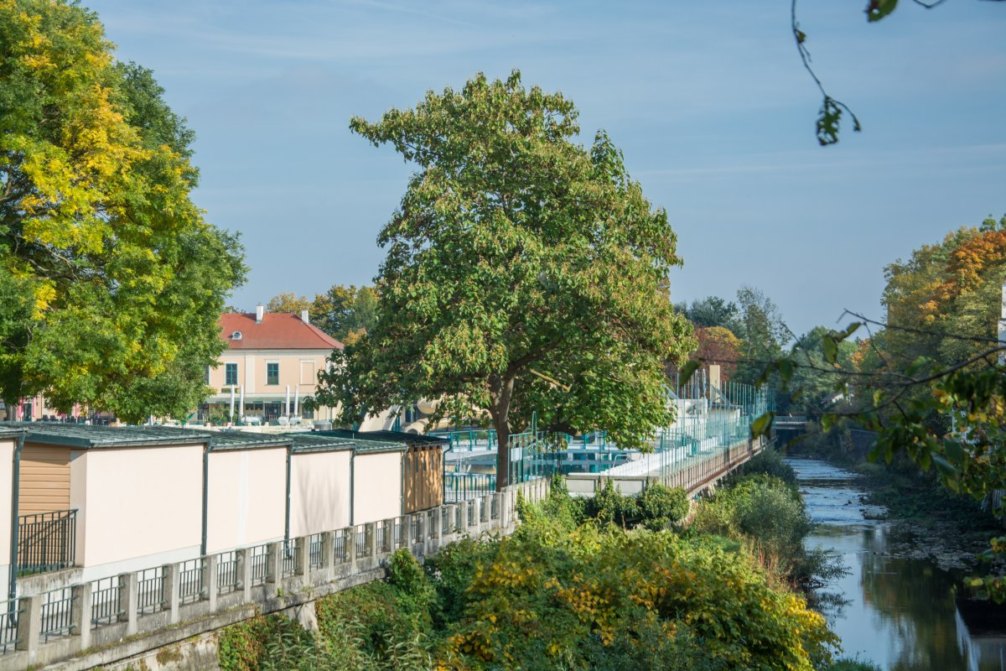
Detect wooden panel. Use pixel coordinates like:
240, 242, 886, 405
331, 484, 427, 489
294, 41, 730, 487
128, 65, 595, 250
403, 446, 444, 513
19, 445, 71, 516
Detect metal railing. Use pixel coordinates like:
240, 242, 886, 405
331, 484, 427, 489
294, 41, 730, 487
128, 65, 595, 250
281, 542, 295, 578
17, 510, 77, 575
137, 567, 165, 615
40, 588, 74, 642
0, 478, 556, 665
91, 577, 122, 627
334, 530, 348, 563
177, 560, 203, 605
0, 601, 17, 653
248, 545, 268, 586
217, 552, 239, 595
308, 535, 323, 570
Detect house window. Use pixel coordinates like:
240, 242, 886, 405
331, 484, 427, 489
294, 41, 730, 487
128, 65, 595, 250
225, 363, 238, 386
267, 362, 279, 386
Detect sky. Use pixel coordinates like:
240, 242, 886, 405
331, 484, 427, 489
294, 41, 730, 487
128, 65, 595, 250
85, 0, 1006, 336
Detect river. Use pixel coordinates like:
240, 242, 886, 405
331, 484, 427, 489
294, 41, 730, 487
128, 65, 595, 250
788, 458, 1006, 671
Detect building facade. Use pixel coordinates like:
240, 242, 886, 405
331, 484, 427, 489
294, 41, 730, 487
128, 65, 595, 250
203, 306, 343, 424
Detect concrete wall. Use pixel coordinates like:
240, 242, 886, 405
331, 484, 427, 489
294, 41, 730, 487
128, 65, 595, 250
0, 437, 13, 600
206, 448, 287, 554
73, 445, 203, 577
352, 451, 402, 525
289, 450, 351, 537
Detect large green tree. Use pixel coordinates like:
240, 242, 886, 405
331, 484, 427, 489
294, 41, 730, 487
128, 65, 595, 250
0, 0, 244, 421
316, 72, 694, 489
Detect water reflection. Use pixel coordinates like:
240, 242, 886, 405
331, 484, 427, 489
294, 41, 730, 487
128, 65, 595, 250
789, 459, 1005, 671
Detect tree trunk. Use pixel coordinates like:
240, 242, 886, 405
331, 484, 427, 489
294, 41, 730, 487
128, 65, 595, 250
4, 404, 16, 421
491, 376, 515, 492
494, 417, 510, 492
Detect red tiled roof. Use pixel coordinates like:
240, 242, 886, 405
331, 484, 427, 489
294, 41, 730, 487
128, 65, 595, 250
219, 313, 343, 350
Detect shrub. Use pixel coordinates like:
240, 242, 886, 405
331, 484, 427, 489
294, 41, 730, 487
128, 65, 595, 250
638, 484, 690, 530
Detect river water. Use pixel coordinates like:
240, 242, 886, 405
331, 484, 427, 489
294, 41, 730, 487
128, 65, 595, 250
788, 458, 1006, 671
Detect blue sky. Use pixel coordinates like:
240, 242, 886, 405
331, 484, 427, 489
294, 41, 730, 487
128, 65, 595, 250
86, 0, 1006, 335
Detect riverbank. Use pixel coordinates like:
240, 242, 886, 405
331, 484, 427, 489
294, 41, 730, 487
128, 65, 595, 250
789, 457, 1000, 670
786, 438, 1004, 572
855, 461, 1005, 572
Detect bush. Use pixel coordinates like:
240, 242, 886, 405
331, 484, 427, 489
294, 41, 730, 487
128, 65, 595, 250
828, 659, 882, 671
442, 523, 837, 670
638, 484, 690, 530
583, 480, 689, 531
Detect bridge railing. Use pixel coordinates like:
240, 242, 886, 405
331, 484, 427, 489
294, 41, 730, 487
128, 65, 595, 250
0, 478, 551, 671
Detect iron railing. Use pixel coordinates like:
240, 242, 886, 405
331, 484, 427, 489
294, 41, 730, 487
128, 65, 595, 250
217, 552, 238, 594
177, 560, 203, 605
18, 510, 77, 575
40, 587, 74, 642
0, 601, 18, 653
334, 530, 348, 563
136, 567, 165, 614
308, 535, 323, 570
249, 545, 268, 586
91, 576, 123, 627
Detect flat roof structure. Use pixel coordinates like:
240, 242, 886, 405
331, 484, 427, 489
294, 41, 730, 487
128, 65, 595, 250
317, 429, 447, 445
0, 423, 211, 449
308, 430, 411, 455
288, 433, 356, 453
208, 431, 292, 451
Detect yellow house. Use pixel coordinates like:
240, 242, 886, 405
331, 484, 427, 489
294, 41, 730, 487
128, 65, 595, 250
205, 306, 343, 424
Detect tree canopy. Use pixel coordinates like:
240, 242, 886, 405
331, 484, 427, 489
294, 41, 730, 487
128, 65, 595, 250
316, 71, 694, 488
0, 0, 245, 421
265, 284, 377, 345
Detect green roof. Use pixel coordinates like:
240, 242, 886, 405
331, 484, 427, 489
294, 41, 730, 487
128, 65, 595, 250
288, 433, 356, 453
1, 422, 210, 449
0, 426, 24, 439
315, 429, 446, 447
208, 431, 292, 451
308, 430, 409, 454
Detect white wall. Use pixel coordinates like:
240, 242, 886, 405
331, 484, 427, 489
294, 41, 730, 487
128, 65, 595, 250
352, 451, 402, 525
289, 451, 351, 536
206, 448, 286, 554
0, 438, 13, 600
74, 445, 203, 572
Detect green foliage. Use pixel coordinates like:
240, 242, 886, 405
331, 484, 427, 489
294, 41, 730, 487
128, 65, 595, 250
581, 480, 688, 531
693, 474, 812, 580
315, 580, 432, 669
638, 484, 690, 531
423, 536, 500, 630
316, 70, 695, 488
0, 0, 245, 421
310, 284, 378, 344
828, 659, 882, 671
675, 296, 741, 332
218, 615, 298, 671
723, 448, 798, 489
238, 482, 839, 671
444, 521, 836, 670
